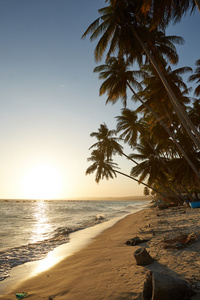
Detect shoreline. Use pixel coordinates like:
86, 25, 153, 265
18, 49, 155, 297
1, 205, 200, 299
0, 199, 149, 285
0, 207, 146, 296
0, 196, 152, 202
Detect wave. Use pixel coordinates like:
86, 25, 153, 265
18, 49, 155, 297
0, 215, 107, 281
0, 200, 148, 282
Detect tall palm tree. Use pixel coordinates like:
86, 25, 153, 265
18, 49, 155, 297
189, 100, 200, 130
139, 0, 198, 28
90, 123, 138, 164
166, 131, 200, 188
86, 150, 118, 183
116, 110, 183, 198
89, 123, 123, 160
116, 108, 163, 157
93, 56, 200, 178
137, 63, 192, 130
86, 149, 161, 194
82, 0, 200, 146
116, 108, 171, 169
94, 57, 143, 108
82, 2, 183, 64
115, 108, 142, 147
128, 138, 185, 202
129, 139, 168, 187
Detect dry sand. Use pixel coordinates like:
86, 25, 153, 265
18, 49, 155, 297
1, 205, 200, 299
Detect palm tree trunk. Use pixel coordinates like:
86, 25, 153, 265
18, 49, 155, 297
180, 186, 194, 202
167, 92, 200, 149
130, 27, 200, 149
127, 82, 200, 180
114, 169, 166, 197
119, 149, 138, 165
135, 127, 184, 200
141, 139, 184, 200
194, 0, 200, 11
120, 140, 179, 198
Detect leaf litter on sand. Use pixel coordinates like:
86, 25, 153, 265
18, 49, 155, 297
162, 232, 200, 249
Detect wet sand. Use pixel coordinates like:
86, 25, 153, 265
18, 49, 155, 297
1, 206, 200, 299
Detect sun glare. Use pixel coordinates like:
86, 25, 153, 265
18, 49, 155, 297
21, 164, 63, 199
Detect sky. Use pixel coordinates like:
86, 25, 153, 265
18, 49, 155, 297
0, 1, 199, 200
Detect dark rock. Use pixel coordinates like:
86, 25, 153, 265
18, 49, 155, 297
125, 237, 150, 246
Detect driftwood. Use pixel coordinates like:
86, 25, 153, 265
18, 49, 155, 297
133, 248, 154, 266
163, 232, 198, 249
142, 271, 190, 300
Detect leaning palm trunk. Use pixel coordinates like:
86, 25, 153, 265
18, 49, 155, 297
114, 169, 166, 198
127, 82, 200, 180
126, 139, 179, 199
181, 186, 194, 202
167, 92, 200, 149
134, 127, 184, 201
119, 149, 138, 165
195, 0, 200, 11
130, 27, 200, 149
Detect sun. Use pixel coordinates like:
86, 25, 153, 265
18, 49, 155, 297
21, 164, 63, 199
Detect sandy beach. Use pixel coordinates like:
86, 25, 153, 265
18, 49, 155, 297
1, 205, 200, 300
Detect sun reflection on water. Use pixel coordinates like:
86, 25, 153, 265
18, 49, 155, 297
30, 201, 52, 243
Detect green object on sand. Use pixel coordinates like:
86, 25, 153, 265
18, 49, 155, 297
15, 293, 27, 299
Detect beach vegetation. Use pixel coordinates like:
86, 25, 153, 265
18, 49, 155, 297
82, 0, 200, 149
84, 0, 200, 205
137, 0, 198, 28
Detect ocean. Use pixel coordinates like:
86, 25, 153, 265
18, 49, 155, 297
0, 199, 148, 282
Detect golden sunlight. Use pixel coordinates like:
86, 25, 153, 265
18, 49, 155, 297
21, 164, 63, 199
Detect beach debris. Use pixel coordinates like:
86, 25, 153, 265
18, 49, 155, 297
133, 247, 154, 266
126, 237, 150, 246
142, 271, 191, 300
15, 293, 27, 299
163, 232, 198, 249
157, 203, 169, 210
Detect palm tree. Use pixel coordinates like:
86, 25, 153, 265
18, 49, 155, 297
137, 63, 193, 133
86, 149, 161, 194
116, 108, 163, 157
166, 132, 200, 188
116, 108, 170, 170
89, 123, 122, 160
93, 56, 200, 178
116, 111, 183, 199
90, 123, 138, 164
139, 0, 198, 28
129, 139, 167, 185
86, 150, 118, 183
188, 59, 200, 96
82, 2, 183, 64
82, 1, 200, 147
94, 57, 143, 108
115, 108, 142, 147
128, 138, 182, 199
129, 138, 185, 201
189, 100, 200, 130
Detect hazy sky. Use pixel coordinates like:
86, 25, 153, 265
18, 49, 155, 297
0, 1, 199, 199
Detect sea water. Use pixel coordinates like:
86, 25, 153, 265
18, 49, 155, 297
0, 199, 148, 281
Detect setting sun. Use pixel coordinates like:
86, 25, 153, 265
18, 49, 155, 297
21, 164, 63, 199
